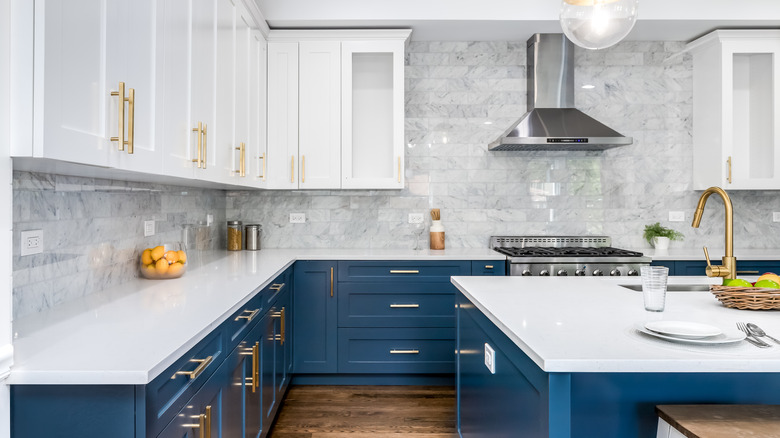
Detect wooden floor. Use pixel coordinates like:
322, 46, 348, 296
268, 385, 458, 437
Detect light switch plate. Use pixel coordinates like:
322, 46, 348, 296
669, 211, 685, 222
484, 343, 496, 374
773, 212, 780, 223
206, 214, 214, 226
290, 213, 306, 223
144, 220, 155, 237
408, 213, 424, 224
21, 229, 43, 256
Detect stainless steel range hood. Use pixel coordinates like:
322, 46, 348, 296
488, 34, 632, 151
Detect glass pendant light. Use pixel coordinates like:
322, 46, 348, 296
560, 0, 639, 50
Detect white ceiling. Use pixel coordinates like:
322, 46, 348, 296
255, 0, 780, 42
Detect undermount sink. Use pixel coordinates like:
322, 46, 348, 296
619, 284, 712, 292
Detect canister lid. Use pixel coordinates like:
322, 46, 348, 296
227, 220, 242, 225
245, 224, 261, 229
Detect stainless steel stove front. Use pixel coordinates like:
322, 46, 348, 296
509, 262, 645, 277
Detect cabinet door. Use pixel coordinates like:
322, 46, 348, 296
242, 317, 265, 438
229, 1, 253, 185
157, 365, 223, 438
33, 0, 111, 166
299, 41, 342, 189
246, 30, 268, 188
260, 312, 277, 426
341, 40, 405, 189
211, 0, 237, 184
293, 261, 338, 373
267, 42, 299, 189
275, 289, 292, 398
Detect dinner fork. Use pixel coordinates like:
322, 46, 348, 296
737, 322, 771, 348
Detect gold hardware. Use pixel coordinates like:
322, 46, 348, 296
204, 405, 212, 438
192, 122, 203, 168
692, 187, 736, 279
330, 267, 334, 298
390, 349, 419, 354
259, 153, 266, 180
485, 265, 494, 269
291, 155, 294, 183
252, 342, 259, 392
301, 155, 305, 183
727, 156, 732, 184
280, 307, 285, 345
270, 283, 285, 291
235, 143, 246, 177
737, 270, 760, 274
390, 304, 419, 308
398, 156, 401, 183
127, 88, 134, 154
172, 355, 213, 380
235, 308, 259, 322
202, 124, 208, 169
390, 270, 419, 274
198, 412, 205, 438
110, 82, 126, 151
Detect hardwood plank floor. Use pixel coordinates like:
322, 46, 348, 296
269, 385, 458, 437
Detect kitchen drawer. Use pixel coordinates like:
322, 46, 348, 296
224, 289, 265, 352
145, 327, 225, 437
264, 269, 291, 306
337, 328, 455, 374
471, 260, 506, 276
338, 283, 455, 328
338, 260, 471, 282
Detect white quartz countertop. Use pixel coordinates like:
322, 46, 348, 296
9, 248, 504, 385
452, 275, 780, 373
640, 248, 780, 261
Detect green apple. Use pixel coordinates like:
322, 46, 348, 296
723, 278, 753, 287
753, 279, 780, 289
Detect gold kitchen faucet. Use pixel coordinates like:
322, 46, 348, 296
691, 186, 736, 280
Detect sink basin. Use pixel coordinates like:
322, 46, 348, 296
619, 284, 712, 292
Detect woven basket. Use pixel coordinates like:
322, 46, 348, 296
710, 285, 780, 310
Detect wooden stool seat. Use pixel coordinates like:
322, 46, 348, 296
656, 405, 780, 438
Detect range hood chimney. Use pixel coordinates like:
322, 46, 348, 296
488, 34, 633, 151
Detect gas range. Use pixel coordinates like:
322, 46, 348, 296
491, 236, 651, 277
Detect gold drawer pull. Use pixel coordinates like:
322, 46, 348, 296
202, 124, 208, 169
235, 308, 259, 322
172, 355, 213, 380
390, 270, 419, 274
259, 153, 266, 180
192, 122, 203, 168
737, 270, 760, 274
390, 349, 419, 354
330, 267, 334, 297
390, 304, 419, 308
251, 342, 259, 392
270, 283, 285, 291
485, 265, 494, 269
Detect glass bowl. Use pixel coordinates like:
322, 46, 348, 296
139, 243, 187, 279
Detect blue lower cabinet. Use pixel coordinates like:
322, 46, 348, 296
338, 282, 456, 328
471, 260, 506, 276
650, 260, 676, 275
338, 327, 455, 374
293, 261, 338, 373
652, 259, 780, 277
158, 359, 224, 438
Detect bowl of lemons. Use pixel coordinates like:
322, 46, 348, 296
140, 244, 187, 279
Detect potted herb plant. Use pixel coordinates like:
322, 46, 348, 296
643, 222, 684, 250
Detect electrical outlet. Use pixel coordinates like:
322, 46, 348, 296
290, 213, 306, 224
207, 214, 214, 226
144, 220, 155, 237
21, 230, 43, 256
774, 212, 780, 222
669, 211, 685, 222
484, 343, 496, 374
408, 213, 424, 224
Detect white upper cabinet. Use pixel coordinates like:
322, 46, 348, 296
341, 40, 405, 189
688, 30, 780, 190
26, 0, 163, 171
247, 31, 269, 188
267, 42, 299, 189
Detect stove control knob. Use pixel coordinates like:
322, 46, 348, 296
610, 269, 622, 276
575, 269, 587, 276
592, 269, 604, 276
557, 269, 568, 276
627, 269, 639, 276
521, 269, 532, 276
539, 270, 550, 276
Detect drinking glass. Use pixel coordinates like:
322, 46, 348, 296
641, 266, 669, 312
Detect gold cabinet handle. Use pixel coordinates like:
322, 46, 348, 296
204, 405, 212, 438
172, 355, 213, 380
110, 82, 126, 151
390, 304, 419, 308
330, 267, 334, 297
270, 283, 285, 291
235, 143, 246, 177
251, 342, 259, 392
202, 124, 208, 169
259, 153, 266, 180
235, 308, 259, 322
291, 155, 294, 183
390, 270, 419, 274
192, 122, 203, 168
737, 270, 760, 274
398, 156, 401, 183
485, 265, 494, 269
301, 155, 305, 183
727, 156, 732, 184
390, 349, 419, 354
280, 307, 286, 345
127, 88, 134, 154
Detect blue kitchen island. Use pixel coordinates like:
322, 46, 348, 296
453, 276, 780, 438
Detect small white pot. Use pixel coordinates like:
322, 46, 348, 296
652, 236, 670, 250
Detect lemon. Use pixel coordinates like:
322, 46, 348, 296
723, 278, 753, 287
151, 245, 165, 261
757, 273, 780, 284
177, 250, 187, 264
142, 263, 157, 277
155, 258, 169, 274
164, 250, 179, 263
141, 249, 153, 265
167, 262, 184, 276
754, 279, 780, 289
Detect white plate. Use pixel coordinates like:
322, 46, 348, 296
636, 324, 746, 345
645, 320, 722, 339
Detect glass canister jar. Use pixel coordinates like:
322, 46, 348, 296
227, 220, 243, 251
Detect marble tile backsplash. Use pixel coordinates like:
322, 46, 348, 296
226, 40, 780, 252
12, 172, 226, 319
